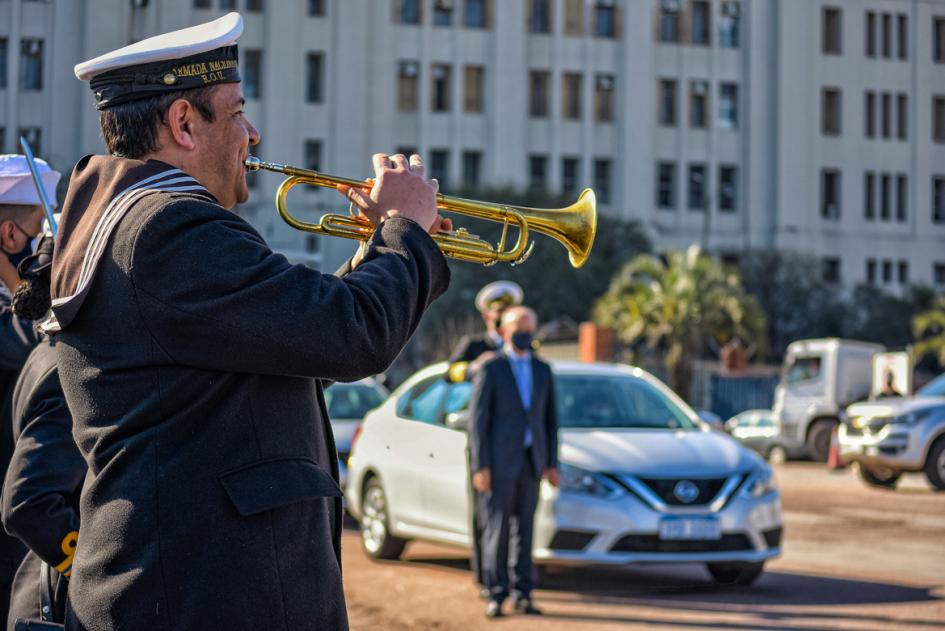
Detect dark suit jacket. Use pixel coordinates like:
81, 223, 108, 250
469, 354, 558, 479
449, 333, 500, 364
48, 156, 450, 630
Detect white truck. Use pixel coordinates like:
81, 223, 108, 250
772, 339, 884, 461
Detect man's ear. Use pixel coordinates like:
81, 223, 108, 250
165, 99, 197, 151
0, 220, 15, 249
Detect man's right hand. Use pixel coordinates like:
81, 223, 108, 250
338, 153, 447, 234
473, 468, 491, 493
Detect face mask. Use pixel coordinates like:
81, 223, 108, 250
3, 223, 37, 270
511, 332, 533, 352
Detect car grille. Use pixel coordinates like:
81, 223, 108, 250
549, 530, 596, 551
637, 477, 728, 506
610, 534, 753, 554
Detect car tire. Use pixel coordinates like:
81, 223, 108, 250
706, 561, 765, 586
806, 420, 835, 462
360, 477, 407, 560
924, 439, 945, 491
766, 445, 788, 466
857, 464, 901, 489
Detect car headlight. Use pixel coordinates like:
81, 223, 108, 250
558, 463, 623, 500
893, 408, 934, 426
741, 466, 778, 499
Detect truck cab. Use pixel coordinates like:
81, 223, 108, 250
773, 339, 883, 461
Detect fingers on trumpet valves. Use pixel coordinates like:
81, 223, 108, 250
371, 153, 393, 172
408, 153, 425, 177
390, 154, 409, 171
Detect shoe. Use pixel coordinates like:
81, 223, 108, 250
485, 600, 503, 618
512, 597, 542, 615
479, 586, 491, 600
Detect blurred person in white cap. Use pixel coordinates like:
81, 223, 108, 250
51, 12, 450, 631
447, 280, 524, 383
0, 153, 58, 625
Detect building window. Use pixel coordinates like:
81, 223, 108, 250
864, 172, 875, 220
307, 0, 325, 16
934, 263, 945, 286
823, 7, 842, 55
395, 146, 418, 160
881, 13, 891, 58
20, 39, 44, 91
562, 72, 582, 120
656, 161, 676, 209
897, 93, 908, 140
0, 39, 6, 89
0, 128, 4, 152
431, 64, 452, 112
594, 159, 611, 204
689, 80, 708, 129
463, 0, 487, 29
866, 11, 876, 57
243, 49, 262, 100
433, 0, 453, 26
866, 259, 877, 284
882, 260, 892, 284
464, 65, 484, 113
564, 0, 584, 35
18, 127, 41, 157
398, 0, 421, 24
688, 163, 707, 211
881, 92, 891, 138
594, 1, 616, 38
880, 173, 890, 220
305, 53, 323, 104
933, 176, 945, 223
821, 169, 841, 219
897, 14, 908, 60
865, 91, 875, 137
304, 234, 320, 254
562, 157, 580, 194
822, 87, 842, 136
462, 151, 481, 189
529, 0, 551, 34
246, 0, 264, 10
659, 1, 680, 43
658, 79, 677, 126
718, 165, 737, 212
430, 149, 449, 189
934, 96, 945, 142
896, 174, 907, 222
397, 61, 420, 111
193, 0, 211, 7
219, 0, 236, 9
304, 140, 322, 172
691, 1, 710, 45
529, 70, 550, 118
717, 82, 738, 129
594, 74, 614, 123
822, 258, 841, 284
529, 155, 548, 189
935, 17, 945, 63
719, 1, 740, 48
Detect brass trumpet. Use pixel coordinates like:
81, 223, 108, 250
245, 156, 597, 268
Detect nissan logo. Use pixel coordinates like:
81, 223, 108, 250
673, 480, 700, 504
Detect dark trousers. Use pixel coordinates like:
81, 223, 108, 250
478, 462, 539, 603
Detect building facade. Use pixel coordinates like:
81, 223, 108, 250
1, 0, 943, 286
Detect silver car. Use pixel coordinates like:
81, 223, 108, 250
839, 373, 945, 490
346, 362, 783, 585
325, 377, 388, 489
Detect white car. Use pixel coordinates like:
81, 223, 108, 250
346, 362, 783, 585
325, 377, 388, 490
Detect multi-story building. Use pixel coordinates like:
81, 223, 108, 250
1, 0, 943, 288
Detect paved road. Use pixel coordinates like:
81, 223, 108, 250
341, 463, 945, 630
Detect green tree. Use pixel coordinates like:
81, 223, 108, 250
593, 245, 768, 400
914, 295, 945, 367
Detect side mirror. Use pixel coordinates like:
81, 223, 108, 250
697, 410, 724, 431
446, 411, 470, 432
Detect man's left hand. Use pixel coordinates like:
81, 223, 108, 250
543, 468, 559, 487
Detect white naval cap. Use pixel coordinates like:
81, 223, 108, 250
0, 155, 60, 208
475, 281, 524, 313
75, 12, 244, 110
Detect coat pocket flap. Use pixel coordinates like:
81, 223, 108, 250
220, 458, 342, 517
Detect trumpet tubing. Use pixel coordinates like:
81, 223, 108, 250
245, 156, 597, 268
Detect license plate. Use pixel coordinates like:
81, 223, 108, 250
659, 517, 721, 540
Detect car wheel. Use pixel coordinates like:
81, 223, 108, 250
924, 439, 945, 491
806, 420, 835, 462
706, 561, 765, 586
857, 464, 901, 489
360, 477, 407, 560
766, 445, 788, 466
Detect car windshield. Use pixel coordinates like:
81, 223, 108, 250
784, 355, 822, 384
918, 373, 945, 397
325, 384, 386, 419
556, 374, 697, 430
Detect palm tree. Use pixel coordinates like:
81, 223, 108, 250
593, 245, 768, 400
913, 295, 945, 367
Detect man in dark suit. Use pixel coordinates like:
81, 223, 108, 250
470, 306, 559, 618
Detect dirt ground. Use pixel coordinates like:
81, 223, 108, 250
341, 463, 945, 630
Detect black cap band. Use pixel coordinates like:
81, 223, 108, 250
90, 45, 240, 110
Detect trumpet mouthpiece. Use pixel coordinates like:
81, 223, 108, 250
245, 156, 261, 171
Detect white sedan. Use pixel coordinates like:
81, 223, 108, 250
346, 361, 783, 585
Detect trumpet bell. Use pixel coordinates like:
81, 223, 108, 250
517, 188, 597, 269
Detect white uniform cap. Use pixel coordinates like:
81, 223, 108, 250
475, 281, 524, 313
0, 155, 60, 208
